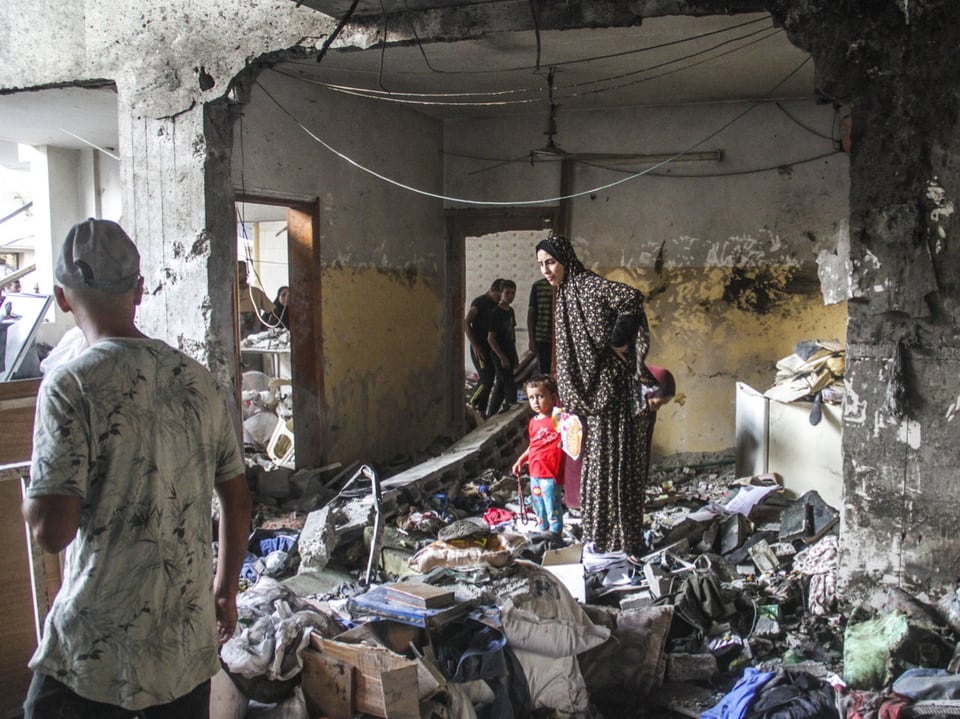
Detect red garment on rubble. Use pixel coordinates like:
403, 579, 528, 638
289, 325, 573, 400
483, 507, 515, 527
879, 694, 912, 719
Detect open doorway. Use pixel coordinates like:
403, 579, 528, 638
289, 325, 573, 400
235, 196, 323, 469
447, 207, 557, 421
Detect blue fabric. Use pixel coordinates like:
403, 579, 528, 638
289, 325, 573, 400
701, 667, 775, 719
893, 667, 960, 700
259, 534, 296, 556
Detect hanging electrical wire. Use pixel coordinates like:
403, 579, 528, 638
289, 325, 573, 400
558, 26, 783, 100
316, 0, 361, 65
391, 10, 769, 76
529, 0, 542, 75
280, 13, 773, 104
274, 23, 783, 110
376, 0, 391, 92
775, 101, 835, 141
252, 55, 813, 207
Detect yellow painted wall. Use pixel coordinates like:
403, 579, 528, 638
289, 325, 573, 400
320, 267, 447, 464
603, 266, 848, 459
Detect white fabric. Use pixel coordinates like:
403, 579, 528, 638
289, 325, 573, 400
407, 532, 528, 573
512, 648, 590, 715
28, 338, 246, 710
39, 325, 87, 374
500, 569, 609, 658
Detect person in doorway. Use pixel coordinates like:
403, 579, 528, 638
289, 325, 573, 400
535, 234, 658, 561
527, 277, 554, 374
512, 374, 565, 535
486, 279, 519, 416
22, 218, 252, 718
465, 278, 503, 415
265, 285, 290, 330
237, 260, 272, 338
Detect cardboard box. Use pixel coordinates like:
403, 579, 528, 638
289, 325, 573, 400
542, 543, 586, 602
304, 622, 441, 719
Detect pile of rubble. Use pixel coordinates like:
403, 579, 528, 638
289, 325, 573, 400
219, 406, 960, 719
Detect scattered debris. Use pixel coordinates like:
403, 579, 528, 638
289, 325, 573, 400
216, 341, 960, 718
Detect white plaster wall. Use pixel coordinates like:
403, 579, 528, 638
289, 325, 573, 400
446, 100, 847, 262
235, 73, 445, 270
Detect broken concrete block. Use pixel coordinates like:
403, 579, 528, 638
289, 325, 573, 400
298, 505, 345, 572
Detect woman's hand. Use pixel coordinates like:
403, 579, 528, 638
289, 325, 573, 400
611, 344, 630, 365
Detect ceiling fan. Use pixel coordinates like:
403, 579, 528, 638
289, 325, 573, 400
526, 68, 722, 165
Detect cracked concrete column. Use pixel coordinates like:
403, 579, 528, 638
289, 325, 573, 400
772, 0, 960, 603
118, 94, 240, 405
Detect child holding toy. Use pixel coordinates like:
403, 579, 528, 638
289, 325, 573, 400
512, 374, 565, 534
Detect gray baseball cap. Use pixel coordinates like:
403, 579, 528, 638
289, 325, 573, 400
55, 218, 141, 293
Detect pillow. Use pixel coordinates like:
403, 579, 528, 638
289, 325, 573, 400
499, 567, 610, 658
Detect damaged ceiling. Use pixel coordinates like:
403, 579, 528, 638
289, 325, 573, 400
0, 6, 816, 153
275, 5, 815, 120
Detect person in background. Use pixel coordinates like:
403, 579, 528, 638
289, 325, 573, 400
265, 285, 290, 330
237, 260, 272, 338
486, 279, 519, 416
643, 365, 676, 474
512, 374, 565, 535
527, 277, 554, 374
465, 278, 503, 415
535, 234, 658, 562
22, 218, 252, 718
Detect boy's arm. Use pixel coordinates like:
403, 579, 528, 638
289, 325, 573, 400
22, 494, 82, 554
488, 329, 510, 366
512, 447, 530, 476
213, 474, 252, 643
526, 304, 537, 353
464, 304, 481, 352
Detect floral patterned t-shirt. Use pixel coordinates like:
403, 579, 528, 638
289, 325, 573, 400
27, 337, 245, 709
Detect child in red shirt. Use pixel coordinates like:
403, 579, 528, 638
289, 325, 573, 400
512, 375, 564, 534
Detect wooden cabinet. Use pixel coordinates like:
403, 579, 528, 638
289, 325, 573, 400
0, 379, 44, 714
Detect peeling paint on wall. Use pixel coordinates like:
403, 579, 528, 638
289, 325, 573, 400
597, 264, 846, 457
843, 383, 868, 425
897, 418, 922, 449
925, 178, 954, 254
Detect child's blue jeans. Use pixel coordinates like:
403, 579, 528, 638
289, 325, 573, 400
530, 476, 563, 533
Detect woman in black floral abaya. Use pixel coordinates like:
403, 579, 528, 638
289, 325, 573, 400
535, 235, 658, 559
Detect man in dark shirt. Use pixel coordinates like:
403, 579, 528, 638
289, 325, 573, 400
527, 277, 554, 374
465, 279, 503, 415
487, 279, 518, 416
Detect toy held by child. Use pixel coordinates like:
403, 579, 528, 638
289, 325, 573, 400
512, 375, 565, 534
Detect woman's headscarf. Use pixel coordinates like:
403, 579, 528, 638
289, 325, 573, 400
535, 235, 585, 278
537, 234, 649, 415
